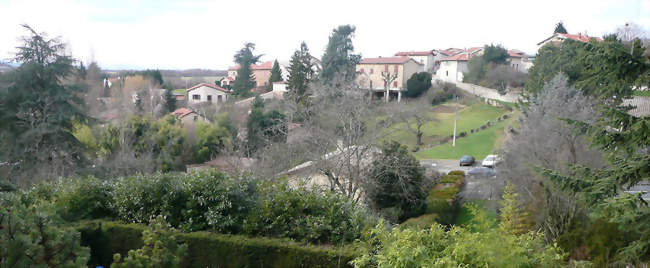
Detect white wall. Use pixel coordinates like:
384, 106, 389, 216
187, 85, 229, 105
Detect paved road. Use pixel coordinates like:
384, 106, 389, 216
419, 159, 477, 174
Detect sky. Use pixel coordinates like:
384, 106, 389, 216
1, 0, 649, 70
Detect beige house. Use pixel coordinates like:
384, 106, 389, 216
170, 107, 209, 127
507, 49, 533, 73
537, 32, 603, 50
356, 56, 423, 102
187, 83, 230, 105
394, 51, 434, 72
224, 61, 273, 88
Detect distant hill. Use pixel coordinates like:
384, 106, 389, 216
104, 69, 227, 77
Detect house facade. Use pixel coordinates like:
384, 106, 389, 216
537, 32, 603, 50
394, 51, 434, 72
171, 108, 209, 127
355, 56, 423, 101
186, 83, 230, 105
434, 47, 484, 83
224, 61, 273, 88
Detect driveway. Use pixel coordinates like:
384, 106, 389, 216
419, 159, 477, 174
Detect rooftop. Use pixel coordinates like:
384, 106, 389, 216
359, 56, 421, 65
187, 82, 230, 93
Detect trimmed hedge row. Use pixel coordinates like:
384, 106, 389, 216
76, 220, 357, 268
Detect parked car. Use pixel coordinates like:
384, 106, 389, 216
482, 154, 501, 168
459, 155, 475, 166
467, 167, 497, 178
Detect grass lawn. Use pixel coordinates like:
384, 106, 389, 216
173, 88, 186, 95
413, 111, 516, 160
633, 90, 650, 97
385, 102, 507, 148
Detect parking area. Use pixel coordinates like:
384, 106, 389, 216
419, 159, 478, 174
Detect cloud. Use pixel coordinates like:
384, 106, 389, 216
0, 0, 647, 70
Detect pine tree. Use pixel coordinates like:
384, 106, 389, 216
163, 88, 176, 113
320, 25, 361, 82
554, 22, 568, 34
232, 43, 262, 97
499, 182, 529, 235
0, 25, 90, 183
267, 60, 282, 91
287, 42, 315, 102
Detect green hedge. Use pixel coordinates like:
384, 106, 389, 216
76, 220, 357, 268
398, 213, 440, 230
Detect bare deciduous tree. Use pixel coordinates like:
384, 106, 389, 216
391, 99, 437, 146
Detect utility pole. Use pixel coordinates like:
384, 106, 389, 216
452, 95, 458, 147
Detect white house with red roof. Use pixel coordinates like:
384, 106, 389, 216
434, 47, 484, 83
224, 61, 274, 88
186, 83, 231, 105
537, 32, 603, 50
355, 56, 423, 102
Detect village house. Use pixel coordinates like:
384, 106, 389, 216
223, 61, 274, 88
170, 107, 209, 127
435, 47, 484, 83
356, 56, 423, 102
186, 83, 230, 105
394, 51, 434, 72
507, 49, 534, 73
537, 32, 603, 50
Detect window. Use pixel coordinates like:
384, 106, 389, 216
384, 65, 388, 72
193, 94, 200, 100
393, 81, 398, 87
394, 65, 398, 73
370, 68, 374, 74
207, 95, 212, 102
360, 68, 364, 73
218, 95, 223, 103
193, 116, 198, 121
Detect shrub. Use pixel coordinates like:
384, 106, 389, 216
76, 220, 357, 268
54, 176, 115, 221
448, 170, 465, 176
404, 72, 432, 98
439, 175, 463, 184
458, 131, 467, 137
502, 114, 509, 119
480, 125, 487, 130
0, 194, 91, 267
470, 129, 474, 133
399, 214, 439, 230
426, 185, 461, 225
244, 180, 374, 244
111, 216, 187, 268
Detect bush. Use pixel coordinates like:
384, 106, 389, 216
0, 194, 91, 266
111, 216, 187, 268
404, 72, 432, 98
54, 176, 115, 221
458, 131, 467, 137
426, 184, 462, 225
448, 170, 465, 176
398, 214, 439, 230
244, 180, 374, 243
76, 220, 358, 268
470, 129, 475, 133
480, 125, 487, 130
428, 82, 457, 105
439, 175, 463, 184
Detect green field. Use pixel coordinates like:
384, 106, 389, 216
385, 102, 508, 151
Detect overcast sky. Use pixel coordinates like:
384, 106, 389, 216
1, 0, 648, 70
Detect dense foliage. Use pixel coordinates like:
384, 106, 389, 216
320, 25, 361, 82
0, 25, 90, 184
287, 42, 315, 103
246, 96, 287, 155
523, 33, 650, 264
404, 72, 432, 98
365, 141, 427, 222
267, 59, 283, 91
0, 194, 91, 267
232, 43, 262, 96
352, 204, 565, 267
463, 44, 527, 94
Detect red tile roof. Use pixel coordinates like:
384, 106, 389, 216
508, 50, 525, 58
359, 56, 422, 65
395, 51, 434, 56
187, 83, 230, 93
171, 108, 194, 118
228, 61, 273, 71
559, 33, 603, 43
440, 53, 470, 61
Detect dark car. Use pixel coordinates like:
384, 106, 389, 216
467, 167, 497, 178
459, 155, 475, 166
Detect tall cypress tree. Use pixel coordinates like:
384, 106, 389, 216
554, 22, 568, 34
320, 25, 361, 83
267, 60, 282, 91
232, 43, 261, 97
0, 25, 90, 183
287, 42, 314, 102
